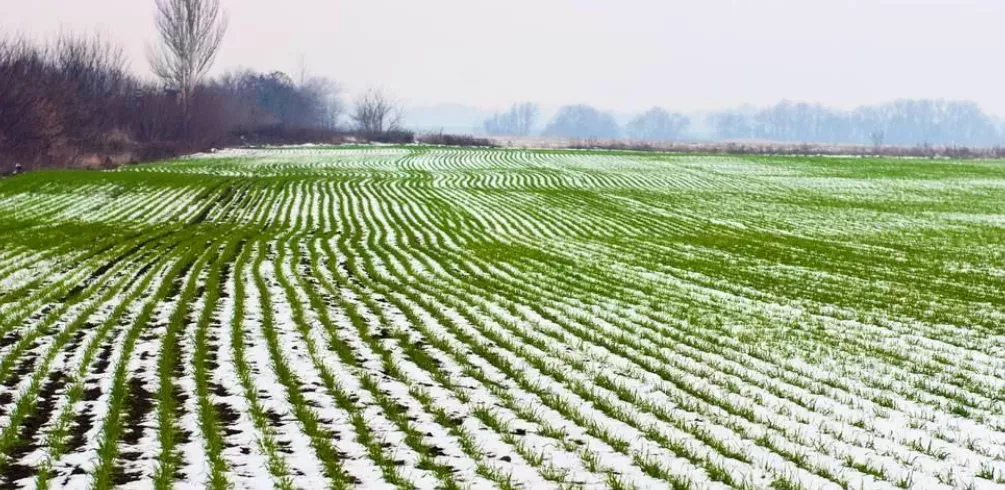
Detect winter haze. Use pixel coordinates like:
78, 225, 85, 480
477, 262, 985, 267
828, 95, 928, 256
5, 0, 1004, 138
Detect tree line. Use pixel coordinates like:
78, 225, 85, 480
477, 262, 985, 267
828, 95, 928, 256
484, 100, 1004, 147
709, 99, 1002, 147
481, 103, 690, 141
1, 0, 406, 171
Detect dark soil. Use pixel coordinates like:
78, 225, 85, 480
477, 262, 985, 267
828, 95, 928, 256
66, 409, 95, 453
122, 377, 154, 445
0, 371, 68, 489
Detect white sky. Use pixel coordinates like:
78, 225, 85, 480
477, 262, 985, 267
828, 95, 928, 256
4, 0, 1005, 115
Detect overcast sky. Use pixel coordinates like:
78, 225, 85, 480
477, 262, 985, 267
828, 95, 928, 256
5, 0, 1005, 115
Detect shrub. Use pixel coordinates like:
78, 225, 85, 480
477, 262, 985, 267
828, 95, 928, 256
418, 132, 495, 147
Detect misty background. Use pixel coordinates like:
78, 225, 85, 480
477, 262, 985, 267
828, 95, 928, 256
4, 0, 1005, 146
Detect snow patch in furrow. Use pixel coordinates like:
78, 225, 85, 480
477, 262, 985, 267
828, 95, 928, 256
383, 294, 615, 489
420, 295, 680, 490
113, 290, 177, 490
241, 258, 328, 487
36, 264, 168, 489
15, 299, 121, 465
212, 258, 275, 488
265, 253, 390, 489
47, 278, 167, 489
0, 270, 130, 434
309, 249, 443, 490
373, 283, 671, 490
172, 271, 211, 490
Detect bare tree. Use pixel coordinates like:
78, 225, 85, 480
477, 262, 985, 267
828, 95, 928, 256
483, 102, 538, 136
303, 76, 343, 130
149, 0, 228, 130
293, 58, 344, 130
351, 89, 402, 135
53, 32, 133, 148
512, 102, 538, 136
55, 32, 129, 98
870, 129, 885, 148
0, 37, 63, 164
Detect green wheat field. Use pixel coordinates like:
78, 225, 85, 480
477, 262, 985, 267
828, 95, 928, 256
1, 146, 1004, 490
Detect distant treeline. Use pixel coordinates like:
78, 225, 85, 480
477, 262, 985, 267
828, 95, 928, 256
709, 99, 1002, 147
484, 100, 1005, 148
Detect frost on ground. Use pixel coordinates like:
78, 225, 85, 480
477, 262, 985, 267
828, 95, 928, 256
1, 147, 1004, 489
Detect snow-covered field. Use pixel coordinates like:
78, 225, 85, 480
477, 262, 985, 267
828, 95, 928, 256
1, 147, 1004, 490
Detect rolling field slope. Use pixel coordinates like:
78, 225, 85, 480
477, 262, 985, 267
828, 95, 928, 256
1, 147, 1004, 490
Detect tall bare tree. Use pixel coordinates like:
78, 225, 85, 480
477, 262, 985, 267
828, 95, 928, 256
351, 89, 402, 135
512, 102, 539, 136
149, 0, 227, 131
